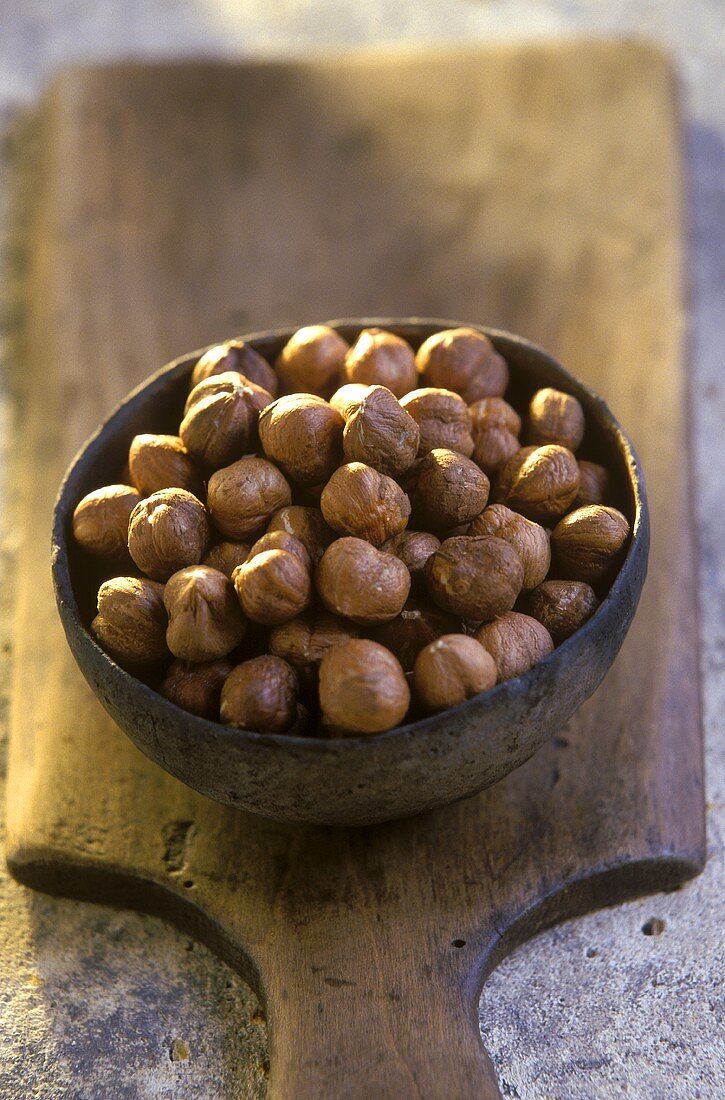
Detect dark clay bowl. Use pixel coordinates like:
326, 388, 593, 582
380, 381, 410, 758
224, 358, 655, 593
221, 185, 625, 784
52, 319, 649, 826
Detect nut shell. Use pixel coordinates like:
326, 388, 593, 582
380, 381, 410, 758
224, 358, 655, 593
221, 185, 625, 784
160, 658, 234, 719
382, 530, 440, 592
528, 387, 585, 451
416, 328, 508, 403
371, 599, 459, 672
528, 580, 599, 642
501, 444, 580, 523
207, 457, 292, 540
128, 434, 203, 498
551, 505, 630, 583
265, 506, 334, 566
316, 537, 410, 624
191, 339, 278, 395
234, 548, 312, 625
246, 531, 312, 572
275, 325, 349, 397
425, 535, 524, 621
411, 448, 489, 531
413, 634, 497, 712
469, 504, 550, 590
164, 565, 246, 661
128, 489, 210, 580
575, 460, 610, 507
202, 541, 251, 579
319, 639, 410, 734
220, 655, 298, 732
320, 462, 410, 546
92, 576, 168, 666
342, 328, 417, 398
341, 385, 420, 477
269, 611, 360, 683
258, 394, 344, 485
469, 396, 522, 436
180, 372, 273, 469
475, 611, 554, 683
72, 484, 141, 557
400, 388, 474, 458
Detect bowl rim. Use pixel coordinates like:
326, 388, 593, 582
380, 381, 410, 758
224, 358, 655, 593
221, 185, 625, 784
52, 317, 648, 755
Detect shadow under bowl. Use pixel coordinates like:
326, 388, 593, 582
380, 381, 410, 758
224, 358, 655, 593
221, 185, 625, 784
52, 319, 649, 826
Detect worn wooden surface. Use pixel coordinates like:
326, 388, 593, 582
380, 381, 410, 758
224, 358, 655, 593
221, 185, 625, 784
6, 44, 703, 1098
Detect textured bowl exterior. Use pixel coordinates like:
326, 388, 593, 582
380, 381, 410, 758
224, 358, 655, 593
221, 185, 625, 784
52, 320, 649, 825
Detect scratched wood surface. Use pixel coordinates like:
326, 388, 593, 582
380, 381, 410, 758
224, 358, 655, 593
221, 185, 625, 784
6, 44, 704, 1098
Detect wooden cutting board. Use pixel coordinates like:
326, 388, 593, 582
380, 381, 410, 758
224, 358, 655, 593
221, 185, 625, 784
7, 43, 704, 1099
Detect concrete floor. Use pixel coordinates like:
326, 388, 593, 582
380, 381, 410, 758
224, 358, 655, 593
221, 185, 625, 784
0, 2, 723, 1098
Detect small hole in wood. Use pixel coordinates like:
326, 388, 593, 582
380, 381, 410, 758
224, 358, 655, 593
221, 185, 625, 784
641, 917, 665, 936
451, 939, 466, 948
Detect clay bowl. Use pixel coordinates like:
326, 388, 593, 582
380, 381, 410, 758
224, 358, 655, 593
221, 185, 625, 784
52, 319, 649, 826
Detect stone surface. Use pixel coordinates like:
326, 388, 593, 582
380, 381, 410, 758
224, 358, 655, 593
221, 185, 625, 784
0, 2, 722, 1098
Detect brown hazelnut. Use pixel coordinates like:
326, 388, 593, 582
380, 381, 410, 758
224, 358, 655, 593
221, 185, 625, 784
128, 434, 203, 498
269, 611, 360, 685
469, 397, 522, 477
469, 504, 550, 589
160, 658, 234, 719
234, 548, 311, 625
371, 599, 459, 672
494, 445, 538, 502
551, 505, 630, 583
128, 489, 210, 580
245, 531, 312, 571
500, 444, 580, 523
341, 385, 420, 477
72, 484, 141, 557
527, 580, 599, 642
528, 387, 585, 451
399, 388, 474, 458
475, 611, 554, 683
275, 325, 349, 397
180, 372, 273, 469
320, 462, 410, 546
220, 655, 299, 732
265, 506, 334, 566
92, 576, 168, 666
575, 460, 610, 507
342, 328, 417, 398
469, 396, 522, 436
413, 634, 497, 712
416, 328, 508, 403
191, 339, 279, 396
318, 639, 410, 734
258, 394, 343, 484
329, 383, 370, 419
164, 565, 246, 661
316, 537, 410, 624
425, 535, 524, 621
202, 541, 251, 578
411, 448, 489, 530
207, 457, 291, 540
382, 530, 440, 592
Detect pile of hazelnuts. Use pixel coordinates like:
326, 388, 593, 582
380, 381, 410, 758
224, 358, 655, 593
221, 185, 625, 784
72, 325, 631, 736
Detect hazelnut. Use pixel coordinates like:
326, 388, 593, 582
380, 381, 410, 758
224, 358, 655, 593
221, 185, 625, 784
128, 434, 203, 498
411, 448, 489, 530
494, 445, 538, 502
371, 599, 459, 672
469, 504, 550, 589
275, 325, 349, 397
341, 328, 417, 398
413, 635, 497, 712
92, 576, 168, 666
191, 339, 279, 396
416, 328, 508, 403
72, 484, 141, 557
500, 444, 580, 523
258, 394, 343, 484
320, 462, 410, 546
341, 385, 420, 477
575, 460, 610, 507
425, 535, 524, 621
202, 541, 251, 579
269, 610, 360, 685
329, 383, 370, 419
128, 489, 210, 580
160, 658, 234, 719
528, 387, 585, 451
245, 531, 312, 572
180, 372, 273, 469
399, 388, 474, 458
207, 457, 291, 540
266, 505, 334, 566
233, 548, 311, 625
382, 530, 440, 592
318, 639, 410, 734
220, 655, 299, 732
316, 537, 410, 624
469, 396, 522, 437
164, 565, 246, 661
475, 611, 554, 683
528, 580, 599, 642
551, 505, 630, 583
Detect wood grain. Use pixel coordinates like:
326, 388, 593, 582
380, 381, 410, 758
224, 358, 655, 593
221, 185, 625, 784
7, 44, 703, 1098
